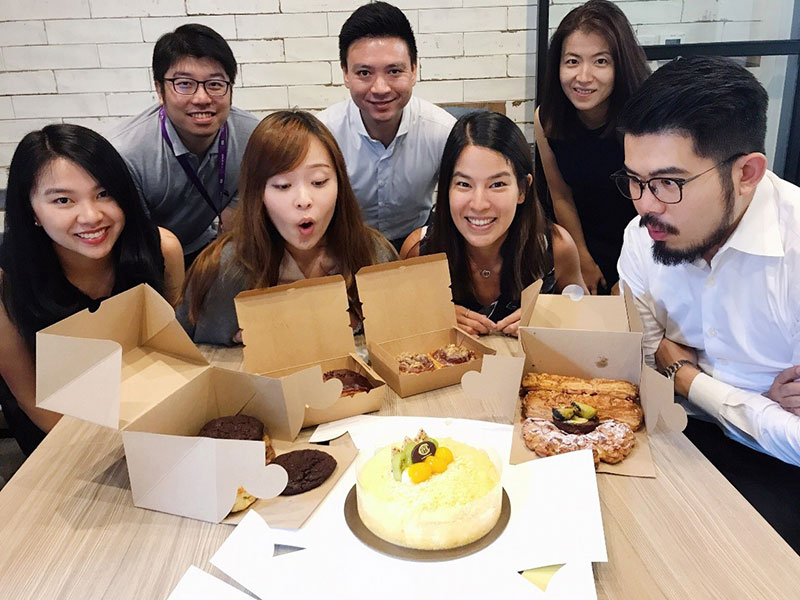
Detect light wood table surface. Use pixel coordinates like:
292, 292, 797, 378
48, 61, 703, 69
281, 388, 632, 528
0, 336, 798, 599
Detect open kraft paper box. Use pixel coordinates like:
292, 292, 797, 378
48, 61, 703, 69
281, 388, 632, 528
35, 284, 356, 526
234, 274, 385, 428
356, 254, 495, 397
509, 281, 688, 477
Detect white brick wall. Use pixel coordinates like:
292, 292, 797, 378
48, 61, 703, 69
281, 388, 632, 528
0, 0, 779, 189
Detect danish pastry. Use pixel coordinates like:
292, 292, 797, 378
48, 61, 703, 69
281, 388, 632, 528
323, 369, 373, 396
397, 352, 436, 374
521, 418, 636, 467
431, 343, 476, 366
522, 372, 639, 402
522, 389, 644, 431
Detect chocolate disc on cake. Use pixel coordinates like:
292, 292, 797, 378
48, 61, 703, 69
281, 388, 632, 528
323, 369, 373, 397
272, 449, 337, 496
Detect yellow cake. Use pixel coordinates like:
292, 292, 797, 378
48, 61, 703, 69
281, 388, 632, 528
356, 437, 502, 550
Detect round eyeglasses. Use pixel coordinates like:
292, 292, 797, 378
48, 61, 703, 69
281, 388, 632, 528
610, 155, 743, 204
163, 77, 231, 96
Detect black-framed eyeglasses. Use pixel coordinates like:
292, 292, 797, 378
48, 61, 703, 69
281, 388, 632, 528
610, 154, 743, 204
163, 77, 231, 96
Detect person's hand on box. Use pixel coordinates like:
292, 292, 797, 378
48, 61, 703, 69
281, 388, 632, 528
764, 365, 800, 416
495, 308, 521, 337
455, 304, 495, 336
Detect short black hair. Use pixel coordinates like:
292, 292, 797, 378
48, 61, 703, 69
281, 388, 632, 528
619, 56, 768, 161
152, 23, 237, 84
339, 2, 417, 69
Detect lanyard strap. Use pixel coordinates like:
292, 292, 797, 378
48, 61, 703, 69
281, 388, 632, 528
159, 107, 228, 218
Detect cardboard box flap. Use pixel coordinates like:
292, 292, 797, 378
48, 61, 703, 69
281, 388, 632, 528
621, 282, 644, 333
356, 254, 456, 345
461, 354, 526, 423
123, 432, 288, 523
519, 327, 643, 382
235, 275, 354, 374
36, 336, 122, 428
37, 284, 209, 429
518, 279, 544, 330
640, 364, 687, 432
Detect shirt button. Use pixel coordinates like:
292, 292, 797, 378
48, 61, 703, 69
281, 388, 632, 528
706, 277, 715, 287
708, 328, 718, 337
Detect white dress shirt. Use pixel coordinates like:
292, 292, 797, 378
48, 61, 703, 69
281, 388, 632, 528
318, 96, 455, 241
618, 170, 800, 465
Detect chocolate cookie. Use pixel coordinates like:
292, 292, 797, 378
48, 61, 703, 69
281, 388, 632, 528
323, 369, 373, 397
199, 415, 263, 440
272, 449, 337, 496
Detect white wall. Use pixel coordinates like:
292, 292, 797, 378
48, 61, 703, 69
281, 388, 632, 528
0, 0, 784, 189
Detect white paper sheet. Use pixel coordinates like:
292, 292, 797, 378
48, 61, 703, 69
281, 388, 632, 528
167, 566, 252, 600
213, 417, 606, 599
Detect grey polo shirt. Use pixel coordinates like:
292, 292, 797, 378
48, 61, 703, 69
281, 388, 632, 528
108, 104, 259, 254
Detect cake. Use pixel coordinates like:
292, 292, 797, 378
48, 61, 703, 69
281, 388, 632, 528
356, 430, 502, 550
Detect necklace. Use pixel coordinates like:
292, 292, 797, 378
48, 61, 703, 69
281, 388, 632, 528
468, 256, 500, 279
479, 269, 492, 279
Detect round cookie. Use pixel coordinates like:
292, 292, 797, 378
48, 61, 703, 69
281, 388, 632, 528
272, 449, 337, 496
199, 415, 263, 440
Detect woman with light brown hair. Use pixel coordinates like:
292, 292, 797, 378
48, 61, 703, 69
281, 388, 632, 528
177, 110, 396, 345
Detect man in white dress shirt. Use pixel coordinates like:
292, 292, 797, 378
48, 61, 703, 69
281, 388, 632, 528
317, 2, 455, 249
615, 56, 799, 551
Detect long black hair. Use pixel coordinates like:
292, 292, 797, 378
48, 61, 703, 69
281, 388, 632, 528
425, 111, 551, 305
0, 124, 164, 349
539, 0, 650, 140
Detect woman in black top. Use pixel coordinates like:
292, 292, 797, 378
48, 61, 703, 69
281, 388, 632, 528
0, 124, 184, 454
534, 0, 650, 294
402, 112, 585, 337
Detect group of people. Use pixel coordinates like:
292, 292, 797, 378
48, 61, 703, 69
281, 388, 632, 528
0, 0, 797, 551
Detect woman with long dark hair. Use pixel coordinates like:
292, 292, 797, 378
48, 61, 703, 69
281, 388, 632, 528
402, 111, 585, 337
535, 0, 650, 294
0, 124, 184, 454
178, 110, 396, 345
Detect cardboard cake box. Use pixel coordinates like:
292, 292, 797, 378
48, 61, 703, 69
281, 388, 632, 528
509, 281, 688, 477
356, 254, 495, 397
36, 284, 355, 525
234, 275, 385, 428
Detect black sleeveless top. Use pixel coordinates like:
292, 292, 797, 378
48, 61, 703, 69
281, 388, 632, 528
419, 228, 557, 323
547, 124, 636, 288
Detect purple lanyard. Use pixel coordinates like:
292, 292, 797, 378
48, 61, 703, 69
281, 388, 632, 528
159, 107, 228, 218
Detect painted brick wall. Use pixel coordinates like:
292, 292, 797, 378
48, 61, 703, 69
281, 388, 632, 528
0, 0, 776, 189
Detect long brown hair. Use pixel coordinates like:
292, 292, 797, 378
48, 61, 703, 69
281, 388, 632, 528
539, 0, 650, 140
184, 110, 390, 323
425, 112, 552, 305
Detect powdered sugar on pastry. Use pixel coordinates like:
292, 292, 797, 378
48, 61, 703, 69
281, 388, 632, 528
521, 418, 635, 467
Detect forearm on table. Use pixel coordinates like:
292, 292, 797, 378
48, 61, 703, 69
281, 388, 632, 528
689, 373, 800, 467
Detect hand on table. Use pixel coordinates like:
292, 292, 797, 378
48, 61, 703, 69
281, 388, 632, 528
495, 309, 521, 337
764, 365, 800, 416
455, 304, 496, 336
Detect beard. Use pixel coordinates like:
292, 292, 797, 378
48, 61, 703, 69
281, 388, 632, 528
642, 179, 736, 266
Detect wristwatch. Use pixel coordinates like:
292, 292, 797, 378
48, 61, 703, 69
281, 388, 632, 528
661, 359, 697, 381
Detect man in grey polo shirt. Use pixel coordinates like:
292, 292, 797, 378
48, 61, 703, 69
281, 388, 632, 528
318, 2, 455, 249
109, 24, 259, 266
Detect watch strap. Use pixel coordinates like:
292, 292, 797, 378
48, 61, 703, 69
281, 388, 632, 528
662, 359, 696, 380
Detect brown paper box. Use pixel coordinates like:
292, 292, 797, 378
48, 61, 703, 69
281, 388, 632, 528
35, 284, 353, 524
356, 254, 496, 397
234, 275, 385, 427
509, 283, 687, 477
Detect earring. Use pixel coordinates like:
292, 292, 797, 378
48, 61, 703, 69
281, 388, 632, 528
34, 219, 40, 226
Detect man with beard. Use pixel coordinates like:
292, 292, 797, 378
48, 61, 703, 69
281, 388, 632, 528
616, 56, 800, 551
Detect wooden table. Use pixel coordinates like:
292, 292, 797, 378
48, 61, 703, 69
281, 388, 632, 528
0, 336, 798, 599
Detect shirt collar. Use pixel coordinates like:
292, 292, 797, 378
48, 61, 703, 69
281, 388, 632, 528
347, 97, 413, 144
721, 171, 784, 258
163, 115, 221, 159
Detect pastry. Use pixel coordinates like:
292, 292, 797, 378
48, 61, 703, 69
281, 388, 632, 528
323, 369, 373, 397
522, 389, 644, 431
522, 372, 639, 402
397, 352, 436, 374
198, 414, 276, 512
431, 343, 476, 366
356, 429, 502, 550
272, 449, 337, 496
521, 418, 636, 467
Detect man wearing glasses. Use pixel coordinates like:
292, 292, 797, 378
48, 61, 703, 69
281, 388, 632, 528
109, 24, 259, 265
616, 56, 800, 551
